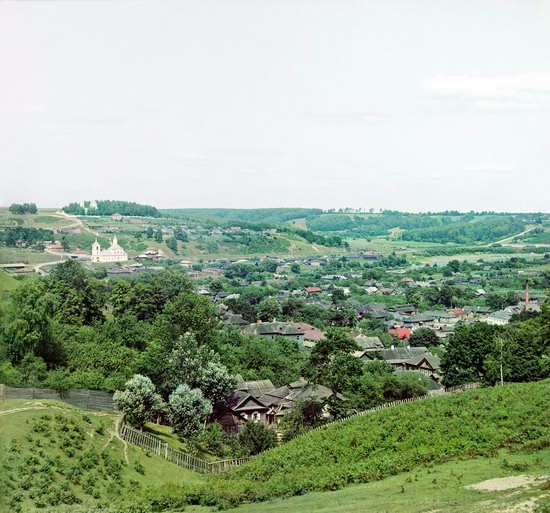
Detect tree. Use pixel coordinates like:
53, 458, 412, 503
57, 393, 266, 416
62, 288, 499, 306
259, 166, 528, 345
113, 374, 163, 429
278, 398, 326, 440
303, 329, 364, 394
238, 421, 277, 455
146, 226, 154, 239
256, 297, 281, 322
408, 327, 439, 348
331, 288, 346, 303
49, 260, 105, 325
328, 305, 357, 328
8, 203, 37, 215
290, 263, 300, 274
155, 229, 163, 243
441, 322, 500, 386
167, 237, 178, 254
9, 203, 23, 214
447, 259, 460, 273
168, 384, 212, 439
58, 236, 69, 252
2, 280, 57, 364
156, 293, 219, 347
166, 333, 234, 405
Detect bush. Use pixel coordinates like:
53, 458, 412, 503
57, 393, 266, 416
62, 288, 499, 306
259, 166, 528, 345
238, 422, 277, 456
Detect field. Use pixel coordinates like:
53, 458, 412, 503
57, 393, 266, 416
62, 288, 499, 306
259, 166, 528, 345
189, 449, 550, 513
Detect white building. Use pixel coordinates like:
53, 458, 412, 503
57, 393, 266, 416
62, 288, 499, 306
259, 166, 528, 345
91, 237, 128, 263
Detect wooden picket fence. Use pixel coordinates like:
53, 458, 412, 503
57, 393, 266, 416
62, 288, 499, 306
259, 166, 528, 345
119, 423, 250, 474
120, 383, 479, 472
305, 382, 480, 435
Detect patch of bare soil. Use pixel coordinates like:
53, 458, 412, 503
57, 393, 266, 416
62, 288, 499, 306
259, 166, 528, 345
466, 475, 540, 492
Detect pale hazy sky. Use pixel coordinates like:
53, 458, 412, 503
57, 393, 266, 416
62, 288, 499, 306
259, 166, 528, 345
1, 0, 549, 212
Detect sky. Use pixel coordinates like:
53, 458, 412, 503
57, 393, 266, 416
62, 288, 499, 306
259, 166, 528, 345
0, 0, 549, 212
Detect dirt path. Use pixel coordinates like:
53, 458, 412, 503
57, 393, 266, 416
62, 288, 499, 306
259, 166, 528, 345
490, 227, 536, 246
100, 416, 129, 464
55, 211, 101, 237
0, 406, 48, 416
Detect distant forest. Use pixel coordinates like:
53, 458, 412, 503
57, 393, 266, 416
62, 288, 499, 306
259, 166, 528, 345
306, 211, 542, 244
63, 200, 160, 217
163, 208, 322, 225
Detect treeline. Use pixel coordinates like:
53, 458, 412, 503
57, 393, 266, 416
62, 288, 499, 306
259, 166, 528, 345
307, 212, 528, 244
290, 228, 348, 248
63, 200, 160, 217
164, 208, 322, 225
8, 203, 37, 215
403, 216, 525, 244
2, 227, 54, 246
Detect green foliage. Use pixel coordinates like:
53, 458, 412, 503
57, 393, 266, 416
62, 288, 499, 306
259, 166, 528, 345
256, 297, 281, 322
408, 327, 439, 348
303, 329, 363, 394
219, 329, 307, 387
1, 226, 54, 246
441, 323, 500, 386
9, 202, 37, 214
168, 384, 212, 439
113, 375, 164, 429
238, 421, 277, 456
2, 280, 57, 364
166, 237, 178, 254
279, 398, 326, 440
63, 200, 160, 217
166, 333, 234, 405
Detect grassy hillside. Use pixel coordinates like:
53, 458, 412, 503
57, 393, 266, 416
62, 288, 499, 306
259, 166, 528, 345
189, 382, 550, 508
0, 399, 201, 513
188, 448, 550, 513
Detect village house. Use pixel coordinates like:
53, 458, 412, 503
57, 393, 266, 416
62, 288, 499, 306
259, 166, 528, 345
362, 346, 441, 382
214, 378, 345, 433
292, 322, 325, 348
482, 309, 513, 325
305, 286, 323, 295
242, 321, 305, 341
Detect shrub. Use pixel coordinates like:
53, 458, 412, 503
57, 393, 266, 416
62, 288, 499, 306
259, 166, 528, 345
238, 422, 277, 456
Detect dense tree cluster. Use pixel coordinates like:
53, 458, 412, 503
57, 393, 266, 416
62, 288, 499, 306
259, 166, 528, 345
63, 200, 160, 217
306, 212, 528, 244
2, 227, 54, 246
441, 308, 550, 386
9, 203, 37, 214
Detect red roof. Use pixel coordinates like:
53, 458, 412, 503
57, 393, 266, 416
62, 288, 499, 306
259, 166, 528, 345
292, 322, 325, 341
448, 309, 466, 317
388, 328, 411, 340
305, 287, 322, 293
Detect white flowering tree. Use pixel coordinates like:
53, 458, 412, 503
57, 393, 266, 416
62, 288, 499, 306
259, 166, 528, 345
168, 384, 213, 439
113, 374, 163, 429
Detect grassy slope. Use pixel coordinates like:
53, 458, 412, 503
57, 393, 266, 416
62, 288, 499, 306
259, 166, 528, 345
0, 400, 202, 512
199, 382, 550, 508
189, 448, 550, 513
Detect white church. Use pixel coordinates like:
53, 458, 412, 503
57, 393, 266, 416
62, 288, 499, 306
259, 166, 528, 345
91, 237, 128, 263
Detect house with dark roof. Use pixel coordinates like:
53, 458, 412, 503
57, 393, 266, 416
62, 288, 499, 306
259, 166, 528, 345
222, 312, 248, 326
214, 379, 344, 432
242, 321, 305, 341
